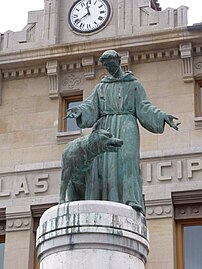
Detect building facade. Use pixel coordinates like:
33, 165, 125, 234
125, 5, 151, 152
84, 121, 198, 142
0, 0, 202, 268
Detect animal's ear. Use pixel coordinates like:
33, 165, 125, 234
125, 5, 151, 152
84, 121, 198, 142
92, 119, 102, 132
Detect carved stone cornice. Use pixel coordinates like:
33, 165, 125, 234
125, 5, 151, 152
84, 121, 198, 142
0, 29, 201, 68
172, 190, 202, 205
145, 199, 173, 219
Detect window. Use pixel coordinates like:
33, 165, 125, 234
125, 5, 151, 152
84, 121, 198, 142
195, 81, 202, 117
173, 191, 202, 269
176, 220, 202, 269
0, 235, 5, 269
61, 94, 83, 133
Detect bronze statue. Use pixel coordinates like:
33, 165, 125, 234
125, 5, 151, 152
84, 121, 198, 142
64, 50, 180, 213
60, 126, 123, 203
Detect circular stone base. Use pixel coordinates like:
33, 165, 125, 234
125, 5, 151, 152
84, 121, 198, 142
36, 201, 149, 269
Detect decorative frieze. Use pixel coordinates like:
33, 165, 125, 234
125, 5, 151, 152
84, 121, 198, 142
173, 190, 202, 219
174, 204, 202, 220
61, 62, 82, 72
179, 43, 194, 82
6, 206, 32, 232
46, 60, 60, 99
145, 199, 173, 219
2, 66, 46, 80
133, 48, 179, 64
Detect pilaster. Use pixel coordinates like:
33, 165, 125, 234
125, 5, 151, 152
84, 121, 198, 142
43, 0, 60, 44
4, 205, 34, 269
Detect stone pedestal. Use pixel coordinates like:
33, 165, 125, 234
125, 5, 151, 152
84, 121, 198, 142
36, 201, 149, 269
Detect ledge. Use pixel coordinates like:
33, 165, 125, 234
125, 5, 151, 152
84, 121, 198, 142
56, 130, 81, 144
194, 116, 202, 129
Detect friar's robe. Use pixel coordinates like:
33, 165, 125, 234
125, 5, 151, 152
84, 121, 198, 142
76, 72, 166, 212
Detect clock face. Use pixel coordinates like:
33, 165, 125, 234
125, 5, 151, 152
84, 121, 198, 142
68, 0, 111, 33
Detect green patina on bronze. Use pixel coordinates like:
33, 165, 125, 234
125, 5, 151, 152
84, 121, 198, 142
62, 50, 180, 213
60, 127, 123, 203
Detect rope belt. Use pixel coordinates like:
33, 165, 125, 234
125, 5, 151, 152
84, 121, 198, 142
100, 112, 134, 116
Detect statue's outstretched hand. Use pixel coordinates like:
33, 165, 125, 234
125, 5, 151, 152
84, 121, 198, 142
64, 107, 82, 119
164, 114, 181, 131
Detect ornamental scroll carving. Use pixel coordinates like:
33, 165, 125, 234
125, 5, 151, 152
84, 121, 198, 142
194, 56, 202, 78
62, 74, 81, 89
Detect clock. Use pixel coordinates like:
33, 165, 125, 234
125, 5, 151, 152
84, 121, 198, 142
68, 0, 111, 34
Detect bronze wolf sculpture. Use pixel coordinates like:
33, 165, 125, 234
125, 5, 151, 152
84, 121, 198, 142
59, 128, 123, 203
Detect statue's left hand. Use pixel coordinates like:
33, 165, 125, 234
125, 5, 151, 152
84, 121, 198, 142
164, 114, 181, 131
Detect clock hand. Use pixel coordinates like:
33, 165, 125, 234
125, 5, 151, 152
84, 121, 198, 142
85, 3, 91, 15
78, 11, 90, 22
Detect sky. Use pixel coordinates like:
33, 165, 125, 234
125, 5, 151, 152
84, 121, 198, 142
0, 0, 201, 33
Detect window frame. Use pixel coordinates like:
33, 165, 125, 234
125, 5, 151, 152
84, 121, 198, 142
195, 81, 202, 117
194, 81, 202, 128
176, 219, 202, 269
60, 94, 83, 133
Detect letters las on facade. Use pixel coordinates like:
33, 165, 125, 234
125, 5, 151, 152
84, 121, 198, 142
0, 1, 202, 269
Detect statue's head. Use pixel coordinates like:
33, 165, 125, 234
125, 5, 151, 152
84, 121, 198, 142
99, 50, 122, 77
99, 50, 121, 63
